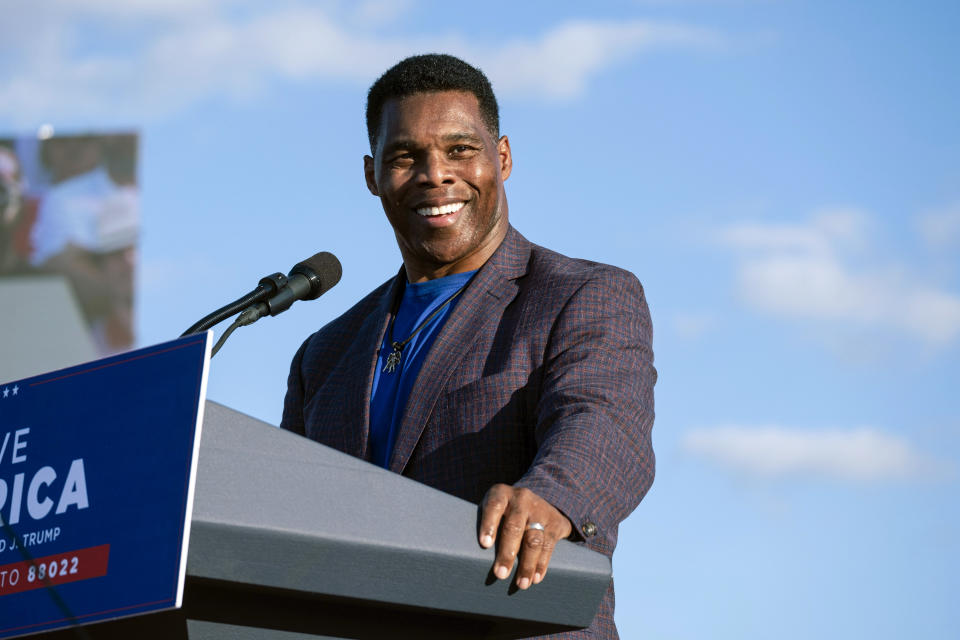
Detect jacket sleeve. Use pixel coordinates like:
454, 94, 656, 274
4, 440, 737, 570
513, 267, 656, 555
279, 338, 309, 436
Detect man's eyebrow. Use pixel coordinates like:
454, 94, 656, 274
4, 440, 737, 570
381, 132, 485, 155
442, 132, 484, 145
381, 138, 418, 154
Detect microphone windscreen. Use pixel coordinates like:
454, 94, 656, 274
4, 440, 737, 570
293, 252, 342, 299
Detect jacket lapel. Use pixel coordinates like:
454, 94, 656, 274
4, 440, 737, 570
347, 272, 403, 461
387, 227, 531, 473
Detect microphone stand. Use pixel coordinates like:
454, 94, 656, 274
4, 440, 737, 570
180, 273, 287, 337
181, 252, 341, 357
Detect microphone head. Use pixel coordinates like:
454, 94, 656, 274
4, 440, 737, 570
290, 251, 342, 300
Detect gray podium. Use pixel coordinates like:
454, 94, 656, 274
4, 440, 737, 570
36, 402, 610, 639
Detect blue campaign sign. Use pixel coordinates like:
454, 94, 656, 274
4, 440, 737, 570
0, 333, 211, 638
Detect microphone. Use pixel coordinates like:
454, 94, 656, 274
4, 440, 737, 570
181, 251, 342, 338
238, 252, 342, 326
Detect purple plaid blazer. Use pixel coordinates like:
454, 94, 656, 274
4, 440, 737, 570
281, 226, 656, 639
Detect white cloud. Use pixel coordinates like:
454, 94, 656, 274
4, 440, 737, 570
352, 0, 415, 26
0, 3, 723, 125
50, 0, 227, 18
478, 20, 722, 99
720, 208, 960, 345
682, 425, 947, 482
720, 207, 870, 255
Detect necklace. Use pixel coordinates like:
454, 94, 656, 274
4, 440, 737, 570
381, 281, 469, 374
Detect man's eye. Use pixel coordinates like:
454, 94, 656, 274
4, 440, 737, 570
451, 145, 475, 155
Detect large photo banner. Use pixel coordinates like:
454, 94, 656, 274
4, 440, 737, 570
0, 131, 139, 357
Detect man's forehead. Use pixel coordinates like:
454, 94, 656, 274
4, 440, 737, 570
375, 92, 489, 155
380, 91, 483, 130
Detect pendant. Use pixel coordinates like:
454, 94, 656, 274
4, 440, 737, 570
382, 342, 403, 373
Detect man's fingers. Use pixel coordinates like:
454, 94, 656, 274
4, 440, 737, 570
515, 525, 545, 589
478, 484, 510, 549
493, 506, 527, 580
479, 484, 573, 588
533, 536, 557, 584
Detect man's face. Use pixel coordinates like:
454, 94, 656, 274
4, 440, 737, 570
364, 91, 512, 282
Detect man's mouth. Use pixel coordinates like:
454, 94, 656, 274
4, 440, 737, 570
415, 202, 465, 217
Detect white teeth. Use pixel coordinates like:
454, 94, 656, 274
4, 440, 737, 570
416, 202, 465, 216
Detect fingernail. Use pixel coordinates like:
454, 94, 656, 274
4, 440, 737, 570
495, 565, 509, 580
480, 535, 493, 548
518, 577, 530, 590
534, 572, 542, 584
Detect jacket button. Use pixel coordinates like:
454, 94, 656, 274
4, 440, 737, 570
581, 522, 597, 538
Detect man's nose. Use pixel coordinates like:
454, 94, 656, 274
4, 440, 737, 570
416, 151, 455, 186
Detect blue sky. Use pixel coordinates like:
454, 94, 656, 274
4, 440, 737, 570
2, 1, 958, 637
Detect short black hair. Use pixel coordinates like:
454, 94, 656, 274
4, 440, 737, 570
365, 54, 500, 152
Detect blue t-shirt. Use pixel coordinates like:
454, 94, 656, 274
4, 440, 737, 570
369, 270, 476, 468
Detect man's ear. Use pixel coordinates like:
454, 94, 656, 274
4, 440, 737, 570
498, 136, 512, 182
363, 155, 379, 196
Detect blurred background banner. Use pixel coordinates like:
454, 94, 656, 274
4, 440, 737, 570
1, 131, 139, 357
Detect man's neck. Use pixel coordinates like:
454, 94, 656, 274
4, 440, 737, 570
401, 223, 509, 283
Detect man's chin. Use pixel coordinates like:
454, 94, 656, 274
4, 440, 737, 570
401, 242, 475, 279
421, 246, 471, 269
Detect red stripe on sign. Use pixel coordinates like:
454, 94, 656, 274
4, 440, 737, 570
0, 544, 110, 596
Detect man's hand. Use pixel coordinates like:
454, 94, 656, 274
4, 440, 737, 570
478, 484, 574, 590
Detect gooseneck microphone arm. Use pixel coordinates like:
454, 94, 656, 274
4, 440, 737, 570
181, 252, 342, 357
180, 272, 288, 337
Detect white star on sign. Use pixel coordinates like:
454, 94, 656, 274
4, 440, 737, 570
12, 385, 18, 396
2, 388, 7, 398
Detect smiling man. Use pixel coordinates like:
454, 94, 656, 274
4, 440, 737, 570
281, 54, 656, 639
365, 88, 509, 282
